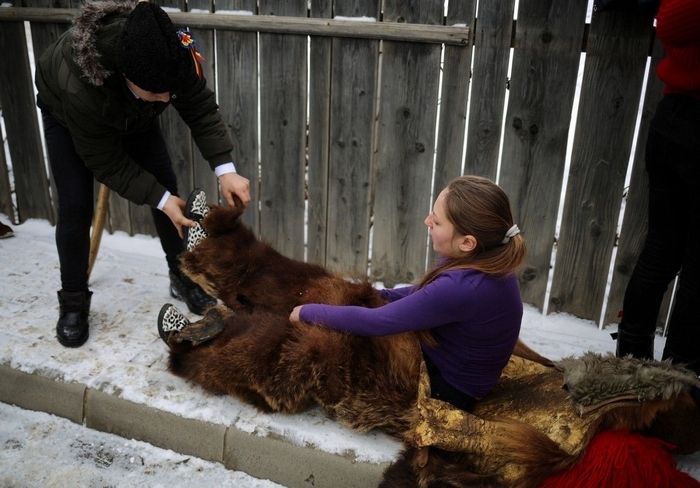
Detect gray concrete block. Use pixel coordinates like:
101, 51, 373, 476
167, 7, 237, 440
0, 365, 84, 424
85, 388, 226, 464
224, 428, 389, 488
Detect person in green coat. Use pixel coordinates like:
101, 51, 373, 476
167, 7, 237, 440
35, 0, 250, 347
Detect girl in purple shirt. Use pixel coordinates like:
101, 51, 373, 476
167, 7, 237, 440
290, 175, 526, 411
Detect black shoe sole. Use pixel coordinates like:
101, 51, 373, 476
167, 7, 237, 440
184, 188, 206, 221
183, 188, 206, 252
157, 302, 174, 344
57, 330, 89, 348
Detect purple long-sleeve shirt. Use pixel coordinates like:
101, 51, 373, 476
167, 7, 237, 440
299, 269, 523, 399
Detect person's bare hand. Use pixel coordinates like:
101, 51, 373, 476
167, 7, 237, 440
219, 172, 251, 208
289, 305, 303, 323
162, 195, 195, 238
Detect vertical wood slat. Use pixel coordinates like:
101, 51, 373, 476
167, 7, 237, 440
0, 111, 12, 220
603, 33, 669, 327
323, 0, 381, 275
26, 0, 72, 225
548, 9, 656, 320
464, 0, 516, 180
0, 21, 53, 223
306, 0, 332, 266
371, 0, 443, 287
258, 0, 307, 260
188, 0, 219, 203
215, 0, 259, 232
499, 0, 588, 311
427, 0, 477, 268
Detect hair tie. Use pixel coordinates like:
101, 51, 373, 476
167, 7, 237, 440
501, 224, 520, 244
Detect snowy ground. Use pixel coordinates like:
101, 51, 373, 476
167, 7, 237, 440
0, 401, 283, 488
0, 213, 698, 486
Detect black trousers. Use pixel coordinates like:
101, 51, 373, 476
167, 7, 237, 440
620, 94, 700, 373
423, 354, 477, 412
42, 111, 183, 292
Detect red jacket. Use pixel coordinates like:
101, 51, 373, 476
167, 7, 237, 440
656, 0, 700, 99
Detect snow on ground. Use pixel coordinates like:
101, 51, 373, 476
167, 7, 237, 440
0, 401, 283, 488
0, 213, 698, 485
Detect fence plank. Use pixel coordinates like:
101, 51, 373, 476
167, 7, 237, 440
499, 0, 588, 311
603, 33, 668, 327
26, 0, 72, 223
215, 0, 259, 232
306, 0, 332, 266
188, 0, 220, 203
371, 0, 442, 287
258, 0, 307, 260
427, 1, 477, 267
0, 21, 53, 223
464, 0, 516, 179
323, 0, 381, 275
1, 7, 469, 45
0, 112, 12, 220
548, 10, 655, 320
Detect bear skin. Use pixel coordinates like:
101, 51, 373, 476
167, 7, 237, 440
171, 204, 560, 487
173, 204, 423, 442
169, 204, 700, 488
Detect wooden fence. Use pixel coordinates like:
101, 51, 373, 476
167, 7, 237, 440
0, 0, 671, 329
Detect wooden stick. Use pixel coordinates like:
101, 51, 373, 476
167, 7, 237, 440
88, 183, 110, 280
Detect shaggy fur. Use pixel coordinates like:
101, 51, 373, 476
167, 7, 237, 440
557, 352, 700, 413
175, 204, 422, 440
173, 204, 700, 487
71, 0, 135, 86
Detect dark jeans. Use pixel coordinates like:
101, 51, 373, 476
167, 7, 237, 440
423, 354, 476, 412
42, 111, 183, 292
620, 94, 700, 373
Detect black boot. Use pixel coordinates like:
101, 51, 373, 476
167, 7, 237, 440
56, 290, 92, 348
169, 271, 216, 315
614, 327, 655, 360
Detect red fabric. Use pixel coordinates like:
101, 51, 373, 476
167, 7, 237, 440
655, 0, 700, 99
540, 430, 700, 488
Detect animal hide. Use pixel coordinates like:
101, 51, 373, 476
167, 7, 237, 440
173, 204, 700, 487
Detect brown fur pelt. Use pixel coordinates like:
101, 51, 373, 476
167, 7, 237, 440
173, 204, 700, 487
175, 204, 422, 441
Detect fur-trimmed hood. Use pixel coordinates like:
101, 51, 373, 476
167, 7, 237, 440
71, 0, 135, 86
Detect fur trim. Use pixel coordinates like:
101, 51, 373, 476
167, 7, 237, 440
556, 352, 700, 414
71, 0, 135, 86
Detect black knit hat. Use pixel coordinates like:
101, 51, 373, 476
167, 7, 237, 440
115, 1, 189, 93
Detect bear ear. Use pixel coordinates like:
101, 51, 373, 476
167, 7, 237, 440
202, 204, 245, 237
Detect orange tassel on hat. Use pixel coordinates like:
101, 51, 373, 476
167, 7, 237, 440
177, 29, 205, 80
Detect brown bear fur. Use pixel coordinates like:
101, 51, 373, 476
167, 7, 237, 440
172, 204, 700, 487
175, 204, 422, 441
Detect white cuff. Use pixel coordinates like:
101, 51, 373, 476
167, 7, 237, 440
215, 162, 237, 177
157, 191, 171, 211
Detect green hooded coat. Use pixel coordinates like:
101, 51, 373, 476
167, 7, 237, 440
35, 0, 234, 208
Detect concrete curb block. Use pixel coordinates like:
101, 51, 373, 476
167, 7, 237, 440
0, 366, 390, 487
225, 428, 388, 488
0, 365, 85, 424
85, 388, 227, 464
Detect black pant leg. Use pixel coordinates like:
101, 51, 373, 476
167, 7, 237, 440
42, 111, 93, 292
